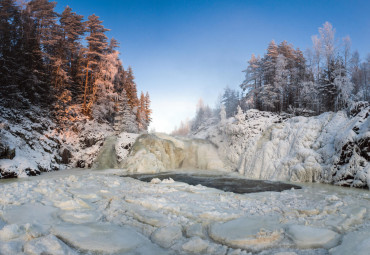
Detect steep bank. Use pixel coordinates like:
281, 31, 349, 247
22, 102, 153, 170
191, 103, 369, 188
0, 104, 114, 178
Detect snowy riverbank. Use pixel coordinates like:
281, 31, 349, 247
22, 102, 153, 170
0, 169, 369, 254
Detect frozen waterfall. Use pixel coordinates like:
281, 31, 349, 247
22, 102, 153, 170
93, 136, 119, 169
123, 133, 225, 173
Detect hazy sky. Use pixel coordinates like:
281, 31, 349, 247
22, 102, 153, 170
55, 0, 369, 133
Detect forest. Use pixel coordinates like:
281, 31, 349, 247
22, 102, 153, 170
0, 0, 151, 132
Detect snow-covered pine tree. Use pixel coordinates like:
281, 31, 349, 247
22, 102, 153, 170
222, 87, 239, 118
124, 66, 139, 110
60, 6, 85, 99
241, 54, 262, 109
115, 89, 138, 133
83, 14, 109, 115
137, 91, 146, 131
144, 92, 152, 129
92, 51, 120, 122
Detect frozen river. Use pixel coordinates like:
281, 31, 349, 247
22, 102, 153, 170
0, 168, 369, 254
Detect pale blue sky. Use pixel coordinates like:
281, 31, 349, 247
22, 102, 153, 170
56, 0, 370, 133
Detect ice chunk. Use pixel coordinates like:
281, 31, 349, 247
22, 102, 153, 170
150, 178, 161, 184
58, 211, 99, 224
182, 237, 209, 253
151, 225, 183, 248
0, 224, 24, 241
286, 225, 340, 249
336, 207, 367, 232
2, 204, 58, 226
209, 216, 283, 251
54, 198, 90, 211
329, 229, 370, 255
53, 223, 152, 254
24, 235, 77, 255
185, 223, 205, 238
0, 241, 23, 255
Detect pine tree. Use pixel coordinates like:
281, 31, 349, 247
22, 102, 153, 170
60, 6, 85, 98
124, 66, 139, 109
0, 0, 20, 98
83, 14, 109, 115
144, 92, 152, 127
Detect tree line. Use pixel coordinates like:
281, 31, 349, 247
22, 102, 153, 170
174, 22, 369, 135
0, 0, 151, 132
239, 22, 369, 115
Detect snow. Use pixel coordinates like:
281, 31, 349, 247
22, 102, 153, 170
191, 107, 370, 188
0, 105, 115, 177
0, 169, 368, 254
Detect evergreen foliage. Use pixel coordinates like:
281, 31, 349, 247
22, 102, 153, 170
0, 0, 152, 132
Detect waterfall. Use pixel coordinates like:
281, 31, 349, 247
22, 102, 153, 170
124, 133, 225, 173
93, 136, 119, 170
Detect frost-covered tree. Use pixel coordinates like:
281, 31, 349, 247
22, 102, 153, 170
220, 104, 226, 123
241, 54, 262, 109
82, 14, 109, 115
115, 89, 138, 133
60, 6, 85, 98
191, 99, 213, 131
124, 66, 139, 109
92, 51, 120, 121
222, 87, 239, 117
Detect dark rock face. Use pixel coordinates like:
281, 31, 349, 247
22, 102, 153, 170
0, 144, 15, 160
349, 101, 369, 117
77, 160, 86, 168
59, 147, 72, 164
83, 137, 98, 148
25, 168, 41, 176
332, 106, 370, 188
0, 169, 18, 179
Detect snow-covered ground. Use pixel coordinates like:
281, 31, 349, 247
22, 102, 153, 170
0, 169, 369, 254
